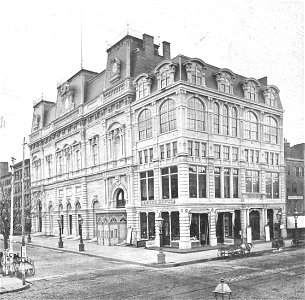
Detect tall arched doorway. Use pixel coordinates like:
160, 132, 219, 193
116, 189, 126, 208
249, 210, 260, 240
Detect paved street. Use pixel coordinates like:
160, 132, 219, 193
1, 240, 304, 299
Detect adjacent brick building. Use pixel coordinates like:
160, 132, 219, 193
29, 32, 286, 249
284, 140, 305, 237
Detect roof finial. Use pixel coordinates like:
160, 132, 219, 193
127, 23, 129, 35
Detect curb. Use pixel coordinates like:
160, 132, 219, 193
0, 281, 31, 295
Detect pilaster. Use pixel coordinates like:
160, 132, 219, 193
179, 208, 191, 249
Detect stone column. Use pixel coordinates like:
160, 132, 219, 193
179, 208, 191, 249
209, 209, 217, 246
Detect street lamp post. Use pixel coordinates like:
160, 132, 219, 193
155, 215, 165, 264
57, 217, 63, 248
293, 209, 299, 245
78, 215, 85, 252
27, 216, 32, 244
276, 209, 284, 248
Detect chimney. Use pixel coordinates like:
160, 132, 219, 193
162, 41, 171, 59
258, 76, 268, 85
143, 34, 154, 55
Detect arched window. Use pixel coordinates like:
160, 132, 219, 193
116, 189, 125, 208
187, 98, 205, 131
192, 68, 202, 85
264, 117, 278, 144
138, 109, 152, 140
213, 103, 220, 134
223, 105, 229, 135
244, 111, 258, 140
231, 107, 238, 137
160, 99, 176, 133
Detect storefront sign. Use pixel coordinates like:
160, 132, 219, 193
224, 238, 234, 245
21, 246, 27, 258
288, 196, 303, 200
146, 240, 156, 248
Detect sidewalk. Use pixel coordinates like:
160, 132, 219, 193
0, 234, 290, 295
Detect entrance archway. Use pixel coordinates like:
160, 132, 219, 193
249, 210, 260, 240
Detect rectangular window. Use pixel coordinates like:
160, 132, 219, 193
149, 148, 153, 162
214, 145, 221, 159
201, 143, 207, 157
232, 147, 238, 161
140, 171, 154, 201
246, 170, 260, 193
233, 169, 238, 198
189, 165, 207, 198
144, 149, 148, 163
188, 141, 193, 156
160, 145, 165, 160
255, 150, 259, 163
189, 166, 197, 198
214, 167, 221, 198
58, 189, 64, 197
92, 144, 98, 166
250, 150, 254, 163
265, 152, 269, 164
275, 153, 279, 165
270, 153, 274, 165
223, 146, 230, 161
166, 143, 171, 159
224, 168, 230, 198
245, 149, 249, 162
194, 142, 200, 157
266, 172, 279, 199
139, 151, 143, 164
161, 166, 178, 199
173, 142, 177, 157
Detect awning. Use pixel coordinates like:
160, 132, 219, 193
287, 216, 305, 229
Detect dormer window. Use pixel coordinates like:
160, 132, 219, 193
214, 69, 235, 95
241, 78, 260, 101
262, 86, 280, 107
184, 59, 207, 86
133, 74, 153, 100
154, 61, 177, 90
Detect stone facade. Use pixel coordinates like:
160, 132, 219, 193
29, 33, 286, 249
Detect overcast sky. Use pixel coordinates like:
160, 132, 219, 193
0, 0, 304, 163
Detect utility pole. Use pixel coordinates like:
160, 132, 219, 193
9, 156, 16, 275
21, 137, 26, 285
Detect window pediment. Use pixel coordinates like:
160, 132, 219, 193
241, 78, 260, 101
154, 61, 177, 90
262, 85, 280, 107
184, 59, 207, 86
214, 69, 235, 94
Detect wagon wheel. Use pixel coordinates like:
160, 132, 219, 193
29, 265, 35, 276
228, 248, 235, 258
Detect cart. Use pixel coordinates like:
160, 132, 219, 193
217, 243, 252, 258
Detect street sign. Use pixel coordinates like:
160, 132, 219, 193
21, 245, 27, 258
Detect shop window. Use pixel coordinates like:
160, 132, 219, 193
140, 212, 155, 240
233, 169, 239, 198
140, 170, 154, 201
224, 168, 230, 198
189, 165, 207, 198
214, 167, 221, 198
161, 166, 178, 199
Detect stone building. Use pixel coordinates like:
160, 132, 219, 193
29, 33, 286, 249
0, 159, 31, 234
284, 140, 305, 237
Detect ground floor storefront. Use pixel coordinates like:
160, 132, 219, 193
32, 203, 286, 249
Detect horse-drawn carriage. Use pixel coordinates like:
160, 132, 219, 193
217, 243, 252, 259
